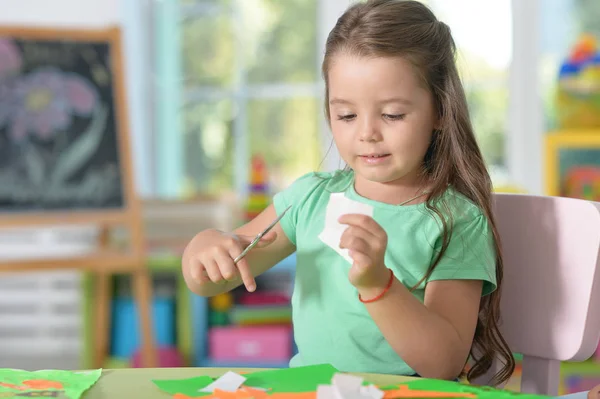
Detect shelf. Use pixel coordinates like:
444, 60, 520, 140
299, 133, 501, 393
547, 129, 600, 136
192, 254, 297, 368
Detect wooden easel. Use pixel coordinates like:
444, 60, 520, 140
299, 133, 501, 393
0, 26, 157, 368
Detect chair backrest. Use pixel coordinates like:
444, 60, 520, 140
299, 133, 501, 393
474, 194, 600, 396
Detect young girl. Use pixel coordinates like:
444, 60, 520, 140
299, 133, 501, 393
182, 0, 514, 385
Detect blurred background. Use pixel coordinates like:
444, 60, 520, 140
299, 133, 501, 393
0, 0, 599, 395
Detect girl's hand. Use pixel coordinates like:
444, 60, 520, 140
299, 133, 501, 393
338, 214, 391, 294
184, 228, 277, 292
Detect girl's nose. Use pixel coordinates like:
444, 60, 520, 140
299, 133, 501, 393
358, 120, 382, 142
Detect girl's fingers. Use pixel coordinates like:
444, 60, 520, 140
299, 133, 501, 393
227, 246, 256, 292
237, 258, 257, 292
339, 232, 370, 255
214, 249, 238, 281
339, 214, 387, 241
190, 257, 209, 283
348, 249, 372, 270
340, 225, 377, 246
203, 257, 224, 283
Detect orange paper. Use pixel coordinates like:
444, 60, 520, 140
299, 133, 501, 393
383, 385, 477, 398
23, 379, 64, 389
203, 388, 316, 399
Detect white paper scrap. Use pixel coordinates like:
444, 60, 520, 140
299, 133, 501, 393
199, 371, 246, 393
318, 193, 374, 264
332, 373, 363, 393
359, 384, 384, 399
315, 373, 384, 399
317, 384, 337, 399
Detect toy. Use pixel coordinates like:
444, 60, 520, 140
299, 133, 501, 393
562, 166, 600, 201
245, 155, 271, 221
556, 34, 600, 129
210, 292, 234, 312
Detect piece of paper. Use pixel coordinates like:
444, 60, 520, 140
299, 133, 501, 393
382, 385, 476, 398
152, 376, 214, 397
360, 385, 384, 399
318, 193, 374, 264
203, 389, 315, 399
0, 368, 102, 399
332, 373, 363, 393
242, 364, 340, 393
199, 372, 246, 393
316, 373, 383, 399
317, 384, 336, 399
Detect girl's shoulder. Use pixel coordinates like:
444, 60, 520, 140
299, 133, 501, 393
437, 186, 487, 221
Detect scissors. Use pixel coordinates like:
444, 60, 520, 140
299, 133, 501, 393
233, 205, 292, 264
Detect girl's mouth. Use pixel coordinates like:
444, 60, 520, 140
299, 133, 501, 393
358, 154, 391, 164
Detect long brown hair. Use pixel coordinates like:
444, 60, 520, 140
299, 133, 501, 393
322, 0, 514, 386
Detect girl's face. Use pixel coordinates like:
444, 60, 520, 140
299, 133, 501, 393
328, 54, 437, 189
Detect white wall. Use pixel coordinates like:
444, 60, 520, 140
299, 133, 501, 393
0, 0, 152, 196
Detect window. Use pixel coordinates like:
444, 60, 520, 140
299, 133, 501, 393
426, 0, 512, 177
153, 0, 562, 198
154, 0, 323, 198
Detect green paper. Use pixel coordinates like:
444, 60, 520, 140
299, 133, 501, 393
242, 364, 343, 393
0, 368, 101, 399
152, 376, 214, 397
400, 378, 551, 398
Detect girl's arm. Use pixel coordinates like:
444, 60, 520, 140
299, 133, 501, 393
182, 204, 296, 297
338, 213, 483, 380
359, 276, 481, 380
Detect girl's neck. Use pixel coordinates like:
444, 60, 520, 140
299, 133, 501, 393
353, 172, 429, 206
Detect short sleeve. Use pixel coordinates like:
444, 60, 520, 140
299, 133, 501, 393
272, 172, 327, 246
427, 213, 498, 296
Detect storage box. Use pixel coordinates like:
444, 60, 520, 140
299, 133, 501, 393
208, 325, 291, 362
111, 297, 176, 359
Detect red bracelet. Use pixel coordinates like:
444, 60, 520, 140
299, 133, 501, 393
358, 269, 395, 303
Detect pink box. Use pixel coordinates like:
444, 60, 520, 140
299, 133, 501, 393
209, 325, 292, 362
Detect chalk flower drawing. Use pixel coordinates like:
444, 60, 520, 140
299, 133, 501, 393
0, 38, 21, 133
5, 67, 98, 141
0, 38, 114, 206
0, 38, 22, 77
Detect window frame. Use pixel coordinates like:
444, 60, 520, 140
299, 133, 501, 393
143, 0, 544, 198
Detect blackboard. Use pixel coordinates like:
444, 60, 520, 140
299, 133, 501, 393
0, 28, 127, 213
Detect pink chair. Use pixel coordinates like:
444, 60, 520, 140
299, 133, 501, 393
473, 193, 600, 396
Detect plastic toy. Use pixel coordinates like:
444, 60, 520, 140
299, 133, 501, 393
562, 166, 600, 201
556, 34, 600, 129
209, 292, 234, 312
209, 311, 230, 326
245, 155, 271, 221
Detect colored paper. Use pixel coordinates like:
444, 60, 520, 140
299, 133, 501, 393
399, 379, 550, 399
382, 385, 476, 398
155, 366, 551, 399
199, 372, 246, 393
203, 389, 315, 399
317, 373, 383, 399
0, 368, 101, 399
318, 193, 374, 264
242, 364, 341, 393
152, 376, 214, 397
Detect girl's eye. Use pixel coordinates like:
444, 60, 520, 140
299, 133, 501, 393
383, 114, 405, 121
337, 114, 356, 121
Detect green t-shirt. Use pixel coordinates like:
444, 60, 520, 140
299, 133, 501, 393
272, 169, 497, 376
